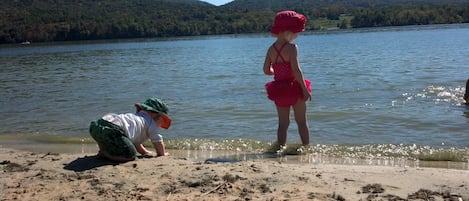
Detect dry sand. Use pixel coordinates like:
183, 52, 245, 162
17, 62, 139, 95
1, 147, 468, 201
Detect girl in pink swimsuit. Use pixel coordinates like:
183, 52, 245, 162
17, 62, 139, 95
263, 10, 312, 147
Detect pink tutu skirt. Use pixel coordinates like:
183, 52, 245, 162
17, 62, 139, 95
265, 79, 312, 107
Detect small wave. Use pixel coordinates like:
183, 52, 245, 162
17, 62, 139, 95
139, 139, 469, 162
401, 85, 466, 106
2, 134, 466, 163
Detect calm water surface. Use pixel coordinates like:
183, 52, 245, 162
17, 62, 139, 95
1, 24, 468, 162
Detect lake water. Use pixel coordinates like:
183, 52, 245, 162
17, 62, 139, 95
1, 24, 468, 164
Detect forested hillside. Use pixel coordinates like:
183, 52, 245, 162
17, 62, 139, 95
224, 0, 469, 9
1, 0, 468, 44
1, 0, 272, 43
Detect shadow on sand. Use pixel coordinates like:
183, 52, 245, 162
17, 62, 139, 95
63, 155, 119, 172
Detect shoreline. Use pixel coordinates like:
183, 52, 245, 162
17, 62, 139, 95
1, 146, 468, 201
1, 142, 468, 170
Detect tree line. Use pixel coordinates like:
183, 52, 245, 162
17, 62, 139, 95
1, 0, 468, 44
351, 5, 469, 27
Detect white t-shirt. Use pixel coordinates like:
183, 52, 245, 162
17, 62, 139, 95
102, 112, 163, 144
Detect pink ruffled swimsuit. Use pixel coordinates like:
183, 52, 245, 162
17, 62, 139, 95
265, 42, 312, 107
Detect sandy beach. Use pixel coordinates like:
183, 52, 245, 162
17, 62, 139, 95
1, 147, 468, 201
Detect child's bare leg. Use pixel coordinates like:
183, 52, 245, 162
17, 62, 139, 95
276, 106, 291, 146
96, 142, 106, 157
293, 100, 310, 145
464, 78, 469, 104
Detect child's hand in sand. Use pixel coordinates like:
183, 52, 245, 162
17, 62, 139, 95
157, 152, 171, 157
142, 151, 155, 158
144, 151, 170, 157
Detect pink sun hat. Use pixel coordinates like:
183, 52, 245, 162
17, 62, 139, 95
270, 10, 307, 35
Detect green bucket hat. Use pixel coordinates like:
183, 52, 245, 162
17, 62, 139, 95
135, 98, 171, 129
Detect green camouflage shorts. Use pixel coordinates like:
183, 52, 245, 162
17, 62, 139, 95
89, 119, 137, 158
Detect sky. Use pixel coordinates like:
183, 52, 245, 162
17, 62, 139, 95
201, 0, 233, 6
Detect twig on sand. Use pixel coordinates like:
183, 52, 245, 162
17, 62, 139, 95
166, 192, 171, 201
200, 182, 227, 197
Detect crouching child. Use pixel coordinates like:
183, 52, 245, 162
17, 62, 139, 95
89, 97, 172, 162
